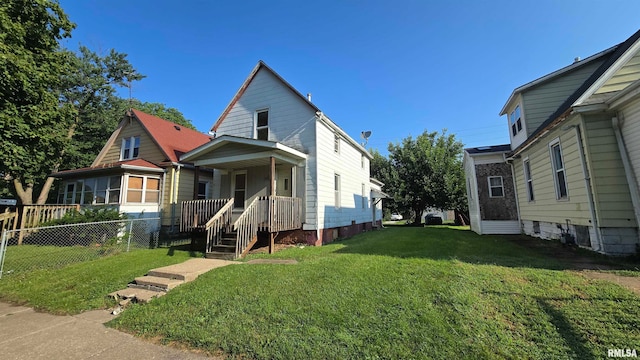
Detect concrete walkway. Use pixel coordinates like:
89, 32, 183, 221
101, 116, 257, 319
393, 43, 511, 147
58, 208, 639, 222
0, 302, 213, 359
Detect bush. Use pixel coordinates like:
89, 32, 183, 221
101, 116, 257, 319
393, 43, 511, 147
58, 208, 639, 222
41, 207, 126, 226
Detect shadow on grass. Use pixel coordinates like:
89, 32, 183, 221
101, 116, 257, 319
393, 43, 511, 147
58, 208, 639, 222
166, 244, 202, 258
536, 298, 595, 360
335, 226, 637, 272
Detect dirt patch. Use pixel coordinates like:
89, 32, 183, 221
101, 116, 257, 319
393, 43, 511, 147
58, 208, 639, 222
580, 271, 640, 296
247, 243, 297, 254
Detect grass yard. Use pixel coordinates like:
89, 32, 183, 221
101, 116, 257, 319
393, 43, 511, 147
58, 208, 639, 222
108, 226, 640, 359
0, 247, 201, 314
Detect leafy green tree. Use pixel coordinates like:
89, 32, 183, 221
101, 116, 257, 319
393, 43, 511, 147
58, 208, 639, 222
387, 130, 465, 225
0, 0, 75, 204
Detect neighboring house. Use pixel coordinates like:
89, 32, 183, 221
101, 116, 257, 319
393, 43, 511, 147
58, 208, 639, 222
466, 28, 640, 255
53, 109, 213, 229
463, 144, 519, 234
180, 60, 384, 254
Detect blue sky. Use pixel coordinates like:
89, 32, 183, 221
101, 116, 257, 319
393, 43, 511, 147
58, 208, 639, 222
59, 0, 640, 154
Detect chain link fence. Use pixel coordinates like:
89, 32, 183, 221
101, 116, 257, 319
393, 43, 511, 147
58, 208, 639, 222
0, 217, 160, 279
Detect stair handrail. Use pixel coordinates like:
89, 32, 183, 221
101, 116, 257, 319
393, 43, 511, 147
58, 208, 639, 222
233, 196, 269, 258
205, 198, 234, 253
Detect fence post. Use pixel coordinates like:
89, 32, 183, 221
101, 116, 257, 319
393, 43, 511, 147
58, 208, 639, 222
0, 230, 8, 279
127, 220, 133, 252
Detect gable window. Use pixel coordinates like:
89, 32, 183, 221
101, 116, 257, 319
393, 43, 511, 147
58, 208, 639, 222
334, 134, 340, 154
488, 176, 504, 197
550, 140, 568, 199
126, 175, 160, 203
334, 174, 341, 208
510, 105, 522, 136
121, 136, 140, 160
255, 109, 269, 140
523, 159, 534, 202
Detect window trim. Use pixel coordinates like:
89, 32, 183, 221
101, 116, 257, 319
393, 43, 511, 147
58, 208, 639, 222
334, 173, 341, 209
510, 105, 523, 137
120, 136, 140, 160
549, 138, 568, 200
523, 157, 534, 202
487, 176, 504, 198
361, 183, 366, 209
58, 176, 122, 205
334, 134, 340, 154
197, 181, 210, 200
254, 108, 269, 141
124, 174, 161, 204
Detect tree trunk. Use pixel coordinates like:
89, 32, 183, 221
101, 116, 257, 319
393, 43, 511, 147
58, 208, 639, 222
13, 178, 33, 205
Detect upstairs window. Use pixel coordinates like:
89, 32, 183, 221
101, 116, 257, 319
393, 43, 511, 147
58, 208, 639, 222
334, 134, 340, 154
550, 140, 568, 199
121, 136, 140, 160
510, 105, 522, 136
488, 176, 504, 197
255, 109, 269, 140
334, 174, 341, 208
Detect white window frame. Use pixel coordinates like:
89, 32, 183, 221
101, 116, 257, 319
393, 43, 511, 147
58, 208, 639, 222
549, 138, 568, 200
231, 170, 248, 209
120, 136, 140, 160
361, 183, 366, 209
487, 176, 504, 198
254, 108, 269, 141
334, 173, 341, 208
523, 158, 534, 202
124, 174, 161, 204
334, 134, 340, 154
510, 105, 522, 136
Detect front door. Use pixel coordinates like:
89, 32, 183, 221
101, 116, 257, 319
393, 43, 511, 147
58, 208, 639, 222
276, 167, 292, 197
232, 171, 247, 209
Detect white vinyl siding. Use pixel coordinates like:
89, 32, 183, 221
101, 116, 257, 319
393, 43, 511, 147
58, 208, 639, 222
620, 97, 640, 200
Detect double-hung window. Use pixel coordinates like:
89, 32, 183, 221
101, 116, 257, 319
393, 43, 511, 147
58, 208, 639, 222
334, 174, 341, 208
255, 109, 269, 140
550, 140, 568, 199
121, 136, 140, 160
523, 159, 534, 202
488, 176, 504, 197
510, 105, 522, 136
334, 134, 340, 154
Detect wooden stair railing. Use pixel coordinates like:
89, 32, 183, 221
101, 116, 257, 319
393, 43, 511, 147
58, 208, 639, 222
204, 199, 234, 253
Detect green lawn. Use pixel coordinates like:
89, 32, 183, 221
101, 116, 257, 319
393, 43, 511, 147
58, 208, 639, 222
107, 226, 640, 359
0, 247, 201, 314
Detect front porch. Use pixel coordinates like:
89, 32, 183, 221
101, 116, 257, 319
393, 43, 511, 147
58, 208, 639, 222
180, 196, 303, 259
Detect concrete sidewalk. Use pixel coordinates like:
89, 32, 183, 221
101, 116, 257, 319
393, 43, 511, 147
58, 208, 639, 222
0, 302, 213, 359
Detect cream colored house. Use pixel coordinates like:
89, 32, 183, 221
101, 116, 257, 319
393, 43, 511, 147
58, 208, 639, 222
466, 28, 640, 255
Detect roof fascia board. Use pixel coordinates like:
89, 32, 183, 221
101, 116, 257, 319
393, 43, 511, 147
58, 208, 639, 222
607, 79, 640, 109
317, 114, 372, 159
121, 165, 165, 173
573, 38, 640, 106
183, 136, 308, 163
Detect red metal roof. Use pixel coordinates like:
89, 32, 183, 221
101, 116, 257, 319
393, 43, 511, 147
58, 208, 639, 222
131, 109, 212, 163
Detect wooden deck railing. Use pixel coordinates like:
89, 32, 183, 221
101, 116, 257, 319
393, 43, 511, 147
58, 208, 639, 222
205, 199, 234, 253
233, 196, 303, 258
0, 209, 18, 233
20, 204, 80, 229
180, 199, 232, 233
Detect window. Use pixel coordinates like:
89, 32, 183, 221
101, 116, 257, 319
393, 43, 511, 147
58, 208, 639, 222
233, 173, 247, 209
58, 176, 121, 205
510, 105, 522, 136
488, 176, 504, 197
361, 155, 365, 169
255, 109, 269, 140
121, 136, 140, 160
550, 140, 568, 199
197, 181, 209, 200
334, 134, 340, 154
108, 176, 121, 203
361, 183, 366, 209
523, 159, 534, 202
126, 175, 160, 203
334, 174, 341, 208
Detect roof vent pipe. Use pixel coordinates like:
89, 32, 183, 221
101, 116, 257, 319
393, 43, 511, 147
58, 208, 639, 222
574, 57, 581, 63
307, 93, 312, 101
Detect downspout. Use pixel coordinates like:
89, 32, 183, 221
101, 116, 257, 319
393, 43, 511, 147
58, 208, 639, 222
612, 116, 640, 246
573, 123, 604, 252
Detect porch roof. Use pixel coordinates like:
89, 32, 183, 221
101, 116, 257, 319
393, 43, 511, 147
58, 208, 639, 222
52, 159, 164, 178
180, 135, 308, 169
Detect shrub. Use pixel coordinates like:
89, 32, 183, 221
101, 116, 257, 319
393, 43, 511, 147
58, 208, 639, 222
41, 207, 126, 226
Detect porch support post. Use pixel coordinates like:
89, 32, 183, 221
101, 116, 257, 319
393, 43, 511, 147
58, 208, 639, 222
269, 156, 275, 254
193, 166, 200, 200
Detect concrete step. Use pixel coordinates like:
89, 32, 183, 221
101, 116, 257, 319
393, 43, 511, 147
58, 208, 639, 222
206, 251, 236, 260
109, 288, 166, 304
147, 258, 238, 282
133, 275, 184, 291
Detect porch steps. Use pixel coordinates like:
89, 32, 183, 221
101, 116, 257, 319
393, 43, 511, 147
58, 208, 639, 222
207, 231, 238, 260
109, 258, 237, 307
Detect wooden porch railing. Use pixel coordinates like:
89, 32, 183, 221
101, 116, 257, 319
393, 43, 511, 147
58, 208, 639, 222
205, 198, 234, 253
20, 204, 80, 229
180, 198, 232, 233
233, 196, 303, 258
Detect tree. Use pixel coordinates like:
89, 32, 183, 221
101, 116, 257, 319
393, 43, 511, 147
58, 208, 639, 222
0, 0, 75, 204
387, 130, 466, 225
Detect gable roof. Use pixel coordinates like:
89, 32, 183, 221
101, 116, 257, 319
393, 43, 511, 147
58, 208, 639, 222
211, 61, 320, 133
465, 144, 512, 155
511, 28, 640, 155
130, 109, 212, 163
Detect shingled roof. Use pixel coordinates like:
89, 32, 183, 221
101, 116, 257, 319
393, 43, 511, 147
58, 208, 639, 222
130, 109, 212, 163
